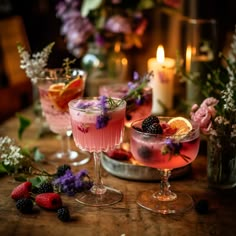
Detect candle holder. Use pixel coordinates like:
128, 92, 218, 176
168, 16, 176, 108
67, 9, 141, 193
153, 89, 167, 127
182, 18, 217, 106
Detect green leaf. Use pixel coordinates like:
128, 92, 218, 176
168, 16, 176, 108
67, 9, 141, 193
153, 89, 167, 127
0, 162, 8, 174
33, 147, 45, 162
138, 0, 156, 9
17, 113, 31, 140
29, 176, 48, 188
14, 175, 27, 182
81, 0, 102, 17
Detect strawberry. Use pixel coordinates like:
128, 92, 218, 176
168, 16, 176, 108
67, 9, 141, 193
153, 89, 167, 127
35, 193, 62, 210
11, 181, 32, 200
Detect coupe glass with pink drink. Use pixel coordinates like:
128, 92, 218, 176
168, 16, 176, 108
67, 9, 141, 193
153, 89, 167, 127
130, 116, 200, 214
37, 68, 90, 166
99, 71, 153, 129
68, 96, 126, 206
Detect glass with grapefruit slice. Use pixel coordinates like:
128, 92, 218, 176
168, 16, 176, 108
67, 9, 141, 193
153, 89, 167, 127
37, 68, 91, 165
130, 116, 200, 214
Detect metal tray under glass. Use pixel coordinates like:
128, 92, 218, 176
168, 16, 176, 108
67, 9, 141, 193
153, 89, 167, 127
101, 153, 191, 181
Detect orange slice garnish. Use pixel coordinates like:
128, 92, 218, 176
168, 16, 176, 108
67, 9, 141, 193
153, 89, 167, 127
48, 83, 65, 99
47, 78, 84, 111
167, 117, 192, 136
62, 76, 83, 91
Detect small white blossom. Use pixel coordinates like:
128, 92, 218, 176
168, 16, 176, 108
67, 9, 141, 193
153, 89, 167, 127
0, 136, 25, 169
17, 42, 54, 84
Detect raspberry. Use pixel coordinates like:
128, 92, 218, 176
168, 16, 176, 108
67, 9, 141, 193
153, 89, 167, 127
16, 198, 33, 213
142, 116, 160, 132
57, 207, 71, 222
146, 123, 163, 134
137, 146, 152, 159
37, 182, 54, 194
56, 164, 71, 177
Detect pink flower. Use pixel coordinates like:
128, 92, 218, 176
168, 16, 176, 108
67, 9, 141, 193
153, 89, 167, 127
190, 97, 219, 134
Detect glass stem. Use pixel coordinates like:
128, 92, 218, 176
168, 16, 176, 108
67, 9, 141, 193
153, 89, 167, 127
60, 132, 71, 156
154, 169, 177, 201
91, 152, 106, 195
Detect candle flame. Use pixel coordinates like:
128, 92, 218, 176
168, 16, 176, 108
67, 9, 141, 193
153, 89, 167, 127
156, 45, 165, 64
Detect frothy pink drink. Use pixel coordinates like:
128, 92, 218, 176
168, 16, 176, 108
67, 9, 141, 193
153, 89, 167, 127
68, 97, 126, 152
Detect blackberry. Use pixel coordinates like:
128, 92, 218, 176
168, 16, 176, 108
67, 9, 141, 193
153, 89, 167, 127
56, 164, 71, 177
137, 146, 152, 159
37, 182, 54, 194
146, 123, 163, 134
16, 198, 33, 213
57, 207, 71, 222
195, 199, 209, 214
142, 116, 160, 132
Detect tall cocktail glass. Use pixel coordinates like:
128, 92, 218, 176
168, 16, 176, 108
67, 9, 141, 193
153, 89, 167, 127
37, 68, 90, 166
68, 96, 126, 206
130, 117, 200, 214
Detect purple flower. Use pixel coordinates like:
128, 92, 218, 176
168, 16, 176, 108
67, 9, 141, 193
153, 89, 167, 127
190, 97, 219, 134
96, 114, 110, 129
105, 15, 132, 34
52, 169, 93, 196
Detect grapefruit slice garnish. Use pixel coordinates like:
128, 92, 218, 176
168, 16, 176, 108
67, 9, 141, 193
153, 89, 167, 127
167, 117, 192, 136
48, 83, 65, 99
61, 77, 83, 95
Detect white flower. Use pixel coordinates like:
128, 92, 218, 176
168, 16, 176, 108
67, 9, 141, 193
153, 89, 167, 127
17, 42, 55, 84
0, 136, 25, 168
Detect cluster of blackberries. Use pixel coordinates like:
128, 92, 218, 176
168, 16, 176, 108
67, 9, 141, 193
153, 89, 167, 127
16, 198, 34, 213
14, 164, 73, 222
141, 116, 163, 134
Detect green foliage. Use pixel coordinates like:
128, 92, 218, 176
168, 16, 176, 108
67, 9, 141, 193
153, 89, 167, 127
17, 113, 31, 140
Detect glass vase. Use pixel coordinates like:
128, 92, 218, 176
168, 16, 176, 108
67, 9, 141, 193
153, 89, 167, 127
82, 42, 128, 96
207, 135, 236, 189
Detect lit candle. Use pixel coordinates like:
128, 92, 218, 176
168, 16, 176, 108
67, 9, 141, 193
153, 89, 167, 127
185, 45, 192, 73
147, 45, 175, 115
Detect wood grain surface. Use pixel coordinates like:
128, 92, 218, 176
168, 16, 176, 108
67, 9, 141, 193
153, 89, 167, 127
0, 108, 236, 236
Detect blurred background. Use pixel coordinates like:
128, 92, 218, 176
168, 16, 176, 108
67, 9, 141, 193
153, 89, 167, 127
0, 0, 236, 123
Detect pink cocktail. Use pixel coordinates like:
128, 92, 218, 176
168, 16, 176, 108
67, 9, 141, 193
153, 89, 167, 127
68, 96, 126, 206
130, 116, 200, 214
99, 83, 152, 127
37, 68, 90, 165
69, 97, 126, 152
130, 119, 200, 170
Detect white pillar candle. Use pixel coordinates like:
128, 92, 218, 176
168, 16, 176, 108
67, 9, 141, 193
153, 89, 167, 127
147, 45, 175, 115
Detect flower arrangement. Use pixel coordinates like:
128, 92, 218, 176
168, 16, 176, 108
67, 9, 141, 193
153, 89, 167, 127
189, 26, 236, 188
190, 26, 236, 140
55, 0, 157, 57
55, 0, 181, 58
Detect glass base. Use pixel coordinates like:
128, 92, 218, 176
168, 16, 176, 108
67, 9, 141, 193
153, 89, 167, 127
75, 186, 123, 207
137, 189, 193, 215
52, 150, 91, 166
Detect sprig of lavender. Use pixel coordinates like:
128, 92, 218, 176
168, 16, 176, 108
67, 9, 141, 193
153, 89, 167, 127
52, 169, 93, 196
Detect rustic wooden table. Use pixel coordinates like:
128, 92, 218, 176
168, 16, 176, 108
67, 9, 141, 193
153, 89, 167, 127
0, 108, 236, 236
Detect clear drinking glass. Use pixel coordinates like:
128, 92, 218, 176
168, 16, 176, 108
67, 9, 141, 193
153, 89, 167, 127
130, 117, 200, 214
37, 68, 91, 166
68, 97, 126, 206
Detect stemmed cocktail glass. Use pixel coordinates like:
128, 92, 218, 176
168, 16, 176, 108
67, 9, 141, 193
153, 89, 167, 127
37, 68, 91, 166
130, 116, 200, 214
68, 96, 126, 206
